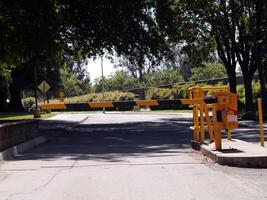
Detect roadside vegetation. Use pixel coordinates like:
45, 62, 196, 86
0, 112, 57, 120
1, 1, 267, 120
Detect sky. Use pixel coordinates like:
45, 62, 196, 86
86, 57, 118, 83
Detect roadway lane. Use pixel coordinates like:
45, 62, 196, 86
0, 113, 266, 200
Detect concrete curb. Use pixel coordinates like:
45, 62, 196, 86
200, 146, 267, 168
192, 139, 267, 168
0, 136, 47, 161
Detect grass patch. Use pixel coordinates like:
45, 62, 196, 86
0, 112, 58, 120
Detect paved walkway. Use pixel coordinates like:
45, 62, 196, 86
0, 113, 267, 200
239, 120, 267, 128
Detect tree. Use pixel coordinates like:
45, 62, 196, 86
112, 55, 158, 82
0, 0, 61, 110
59, 67, 92, 97
94, 70, 140, 92
169, 0, 267, 117
190, 62, 227, 81
0, 66, 10, 110
155, 0, 219, 81
144, 68, 184, 86
1, 1, 172, 110
8, 56, 61, 111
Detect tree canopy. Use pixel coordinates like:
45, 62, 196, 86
0, 0, 173, 110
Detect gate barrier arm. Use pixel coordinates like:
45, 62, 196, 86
41, 91, 238, 151
41, 98, 217, 111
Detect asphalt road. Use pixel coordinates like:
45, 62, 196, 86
0, 113, 267, 200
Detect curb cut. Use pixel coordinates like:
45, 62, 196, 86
65, 115, 90, 132
39, 115, 90, 132
0, 136, 47, 161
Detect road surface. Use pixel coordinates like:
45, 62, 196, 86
0, 113, 267, 200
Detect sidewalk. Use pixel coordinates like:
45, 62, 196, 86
193, 120, 267, 168
199, 139, 267, 168
239, 120, 267, 128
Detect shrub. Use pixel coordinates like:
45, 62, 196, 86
237, 81, 261, 109
22, 97, 35, 111
63, 91, 136, 102
145, 82, 230, 110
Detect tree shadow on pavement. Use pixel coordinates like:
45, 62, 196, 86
13, 117, 195, 162
225, 128, 267, 143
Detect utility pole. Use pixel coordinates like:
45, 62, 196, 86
101, 56, 105, 114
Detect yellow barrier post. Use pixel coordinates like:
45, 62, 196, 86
200, 102, 205, 143
227, 129, 231, 140
203, 103, 214, 142
258, 98, 264, 147
193, 104, 199, 141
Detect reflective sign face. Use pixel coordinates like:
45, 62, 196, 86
59, 91, 64, 97
227, 115, 238, 122
38, 80, 51, 93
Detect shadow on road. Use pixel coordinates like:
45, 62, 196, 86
13, 117, 194, 162
227, 128, 267, 143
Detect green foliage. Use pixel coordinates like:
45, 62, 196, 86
0, 66, 10, 110
252, 81, 261, 102
1, 1, 173, 111
236, 84, 245, 105
146, 87, 179, 100
59, 67, 92, 97
169, 0, 267, 113
190, 62, 227, 81
22, 97, 35, 111
62, 91, 135, 103
144, 69, 184, 86
173, 82, 197, 98
146, 82, 224, 100
146, 82, 195, 100
94, 70, 140, 92
94, 69, 184, 93
232, 81, 261, 108
0, 0, 60, 67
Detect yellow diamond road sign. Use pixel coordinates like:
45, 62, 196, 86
38, 80, 51, 93
59, 91, 64, 97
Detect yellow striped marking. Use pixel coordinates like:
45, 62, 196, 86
41, 103, 66, 110
89, 102, 114, 108
135, 100, 159, 106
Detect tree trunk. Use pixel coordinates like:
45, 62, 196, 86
8, 70, 24, 111
0, 90, 8, 111
0, 76, 9, 111
226, 66, 237, 93
243, 75, 255, 119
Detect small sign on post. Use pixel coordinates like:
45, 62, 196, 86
59, 91, 64, 102
38, 80, 51, 104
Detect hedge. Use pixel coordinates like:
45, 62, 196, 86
146, 81, 260, 110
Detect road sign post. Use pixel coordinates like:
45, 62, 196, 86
38, 80, 51, 104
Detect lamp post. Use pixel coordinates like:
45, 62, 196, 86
34, 66, 38, 109
33, 66, 41, 118
101, 56, 105, 114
